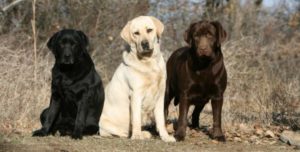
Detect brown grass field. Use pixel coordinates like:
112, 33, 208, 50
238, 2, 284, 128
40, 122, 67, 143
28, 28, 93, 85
0, 0, 299, 151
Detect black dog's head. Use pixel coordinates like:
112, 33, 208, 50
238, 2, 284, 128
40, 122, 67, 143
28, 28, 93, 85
47, 29, 89, 65
184, 21, 227, 59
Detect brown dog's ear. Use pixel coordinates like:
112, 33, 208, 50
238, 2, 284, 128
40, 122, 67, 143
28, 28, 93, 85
211, 21, 227, 46
120, 21, 132, 44
150, 16, 164, 39
184, 22, 196, 45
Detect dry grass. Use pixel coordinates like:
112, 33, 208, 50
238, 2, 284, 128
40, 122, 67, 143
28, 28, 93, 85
222, 34, 300, 126
0, 35, 51, 133
0, 0, 299, 134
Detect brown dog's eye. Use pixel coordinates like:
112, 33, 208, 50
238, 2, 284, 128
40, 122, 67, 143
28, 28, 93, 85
206, 34, 212, 38
134, 31, 140, 35
147, 29, 153, 33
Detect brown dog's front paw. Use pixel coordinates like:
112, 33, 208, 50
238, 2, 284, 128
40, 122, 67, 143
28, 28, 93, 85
209, 134, 226, 142
174, 130, 186, 141
206, 128, 226, 142
208, 130, 226, 142
214, 135, 226, 142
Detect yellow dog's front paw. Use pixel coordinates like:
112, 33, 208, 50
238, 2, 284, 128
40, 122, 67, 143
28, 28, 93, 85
142, 131, 152, 139
161, 135, 176, 142
131, 133, 144, 140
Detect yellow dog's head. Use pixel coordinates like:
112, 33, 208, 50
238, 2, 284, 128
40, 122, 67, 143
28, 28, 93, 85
121, 16, 164, 58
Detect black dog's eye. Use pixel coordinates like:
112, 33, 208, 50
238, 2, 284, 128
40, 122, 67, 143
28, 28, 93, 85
71, 42, 77, 46
134, 31, 140, 35
147, 29, 153, 33
59, 43, 65, 48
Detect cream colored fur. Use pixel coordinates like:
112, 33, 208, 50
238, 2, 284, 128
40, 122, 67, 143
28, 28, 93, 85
99, 16, 175, 142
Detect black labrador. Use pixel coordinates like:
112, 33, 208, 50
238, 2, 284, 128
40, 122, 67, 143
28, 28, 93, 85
32, 29, 105, 139
164, 21, 227, 141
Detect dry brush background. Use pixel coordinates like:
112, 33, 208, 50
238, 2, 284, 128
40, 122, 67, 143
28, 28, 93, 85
0, 0, 299, 135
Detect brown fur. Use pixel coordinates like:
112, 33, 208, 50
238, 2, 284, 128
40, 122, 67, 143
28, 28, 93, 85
164, 20, 227, 141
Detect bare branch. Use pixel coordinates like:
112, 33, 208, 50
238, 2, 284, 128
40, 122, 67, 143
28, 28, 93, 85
1, 0, 27, 13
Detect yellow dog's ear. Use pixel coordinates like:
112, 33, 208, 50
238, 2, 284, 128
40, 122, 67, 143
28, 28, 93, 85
150, 16, 164, 39
121, 21, 132, 44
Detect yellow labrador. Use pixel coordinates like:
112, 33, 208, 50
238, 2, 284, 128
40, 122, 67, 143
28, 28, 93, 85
99, 16, 175, 142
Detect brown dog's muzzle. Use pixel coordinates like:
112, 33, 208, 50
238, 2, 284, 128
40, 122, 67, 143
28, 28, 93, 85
196, 37, 213, 57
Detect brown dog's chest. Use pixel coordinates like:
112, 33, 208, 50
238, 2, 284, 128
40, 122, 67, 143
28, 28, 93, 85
187, 81, 218, 103
177, 64, 226, 105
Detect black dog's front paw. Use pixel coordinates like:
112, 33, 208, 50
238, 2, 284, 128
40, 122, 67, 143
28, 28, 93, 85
32, 129, 48, 137
71, 131, 83, 140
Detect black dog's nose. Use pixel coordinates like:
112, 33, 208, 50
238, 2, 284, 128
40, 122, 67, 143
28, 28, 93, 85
141, 40, 149, 50
64, 56, 71, 61
64, 52, 71, 59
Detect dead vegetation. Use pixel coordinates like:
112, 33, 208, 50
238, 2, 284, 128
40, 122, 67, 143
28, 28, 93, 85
0, 0, 299, 136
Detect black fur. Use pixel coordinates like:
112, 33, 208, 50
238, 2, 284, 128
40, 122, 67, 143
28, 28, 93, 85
32, 29, 105, 139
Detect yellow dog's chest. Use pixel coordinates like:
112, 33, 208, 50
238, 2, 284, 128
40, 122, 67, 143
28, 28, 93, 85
140, 70, 165, 125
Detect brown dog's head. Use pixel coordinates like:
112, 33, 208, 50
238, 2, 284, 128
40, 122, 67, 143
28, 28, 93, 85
184, 21, 227, 58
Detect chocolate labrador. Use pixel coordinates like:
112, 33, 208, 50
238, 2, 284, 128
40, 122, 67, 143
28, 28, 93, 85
164, 21, 227, 141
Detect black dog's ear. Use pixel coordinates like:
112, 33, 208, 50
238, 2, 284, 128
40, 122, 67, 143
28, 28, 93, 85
211, 21, 227, 46
184, 22, 197, 46
76, 30, 89, 49
47, 31, 61, 55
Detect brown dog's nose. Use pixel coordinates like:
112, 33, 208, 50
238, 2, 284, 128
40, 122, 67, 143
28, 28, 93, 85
199, 45, 208, 52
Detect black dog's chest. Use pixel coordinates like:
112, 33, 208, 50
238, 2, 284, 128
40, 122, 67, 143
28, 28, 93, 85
60, 87, 76, 101
54, 76, 82, 104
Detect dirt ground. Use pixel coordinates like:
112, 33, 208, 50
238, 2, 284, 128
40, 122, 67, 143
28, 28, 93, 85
0, 131, 296, 152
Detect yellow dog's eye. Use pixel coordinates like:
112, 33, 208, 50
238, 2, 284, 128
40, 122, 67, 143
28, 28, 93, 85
134, 31, 140, 35
147, 29, 153, 33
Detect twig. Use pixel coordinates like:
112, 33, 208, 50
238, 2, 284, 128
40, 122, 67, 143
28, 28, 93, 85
1, 0, 26, 13
31, 0, 37, 87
